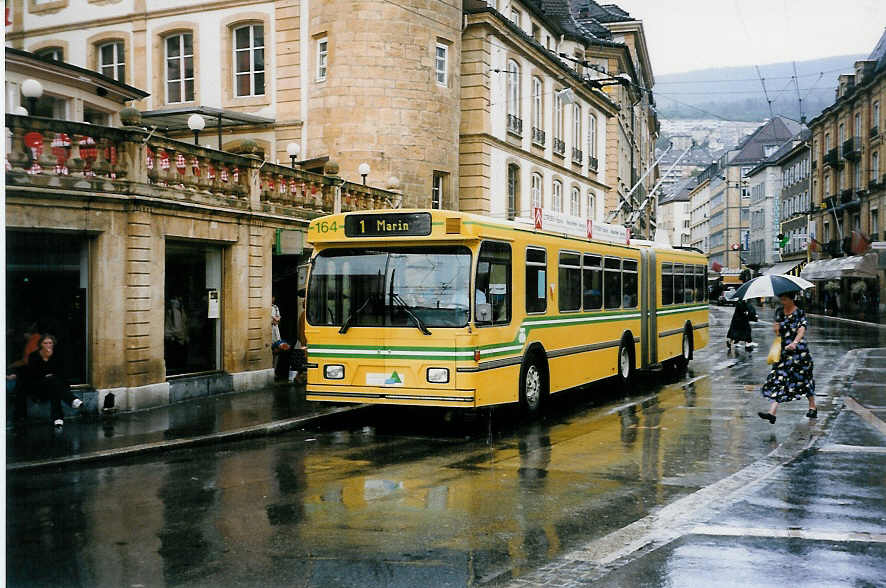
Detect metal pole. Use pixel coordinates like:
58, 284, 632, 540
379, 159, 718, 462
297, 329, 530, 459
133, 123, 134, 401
217, 114, 223, 150
608, 142, 674, 223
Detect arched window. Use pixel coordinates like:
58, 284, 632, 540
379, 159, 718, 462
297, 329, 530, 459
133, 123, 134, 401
165, 33, 195, 103
554, 90, 563, 142
531, 173, 542, 211
507, 163, 520, 220
587, 112, 597, 158
570, 186, 580, 216
552, 180, 562, 212
233, 24, 265, 97
507, 59, 520, 117
532, 76, 542, 130
573, 104, 581, 151
587, 192, 596, 220
35, 46, 64, 61
98, 41, 125, 81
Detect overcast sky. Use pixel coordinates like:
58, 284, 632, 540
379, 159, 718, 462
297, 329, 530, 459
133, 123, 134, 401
611, 0, 886, 76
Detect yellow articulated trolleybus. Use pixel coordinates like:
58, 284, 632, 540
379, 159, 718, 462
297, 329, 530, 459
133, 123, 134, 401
304, 209, 709, 413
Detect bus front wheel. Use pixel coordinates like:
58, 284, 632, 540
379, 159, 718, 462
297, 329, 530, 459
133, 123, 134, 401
675, 330, 692, 371
519, 358, 546, 414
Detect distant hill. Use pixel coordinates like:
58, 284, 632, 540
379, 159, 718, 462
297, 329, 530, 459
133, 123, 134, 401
654, 55, 865, 122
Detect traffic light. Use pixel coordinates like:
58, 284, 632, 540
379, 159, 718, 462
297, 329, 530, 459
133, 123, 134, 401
777, 233, 789, 248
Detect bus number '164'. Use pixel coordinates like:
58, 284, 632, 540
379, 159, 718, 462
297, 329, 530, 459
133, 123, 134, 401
315, 221, 338, 233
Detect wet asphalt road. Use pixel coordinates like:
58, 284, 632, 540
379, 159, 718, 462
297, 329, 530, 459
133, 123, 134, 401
7, 305, 886, 587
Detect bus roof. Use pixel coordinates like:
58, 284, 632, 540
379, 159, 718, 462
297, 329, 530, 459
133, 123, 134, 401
307, 209, 706, 259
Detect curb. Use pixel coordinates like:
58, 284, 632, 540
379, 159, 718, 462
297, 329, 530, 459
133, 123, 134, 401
7, 404, 372, 473
806, 313, 886, 329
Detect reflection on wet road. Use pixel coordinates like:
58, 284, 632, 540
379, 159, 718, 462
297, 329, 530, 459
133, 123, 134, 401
7, 308, 886, 586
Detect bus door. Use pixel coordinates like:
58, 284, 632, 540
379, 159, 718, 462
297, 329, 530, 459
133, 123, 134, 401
641, 248, 658, 367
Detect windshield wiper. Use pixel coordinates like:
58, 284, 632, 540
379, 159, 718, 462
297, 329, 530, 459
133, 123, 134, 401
391, 293, 432, 335
339, 295, 376, 334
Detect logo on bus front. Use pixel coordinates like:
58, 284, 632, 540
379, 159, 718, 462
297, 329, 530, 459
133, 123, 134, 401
366, 371, 404, 387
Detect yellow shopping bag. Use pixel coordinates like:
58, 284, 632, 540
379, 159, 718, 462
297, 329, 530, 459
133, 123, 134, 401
766, 337, 781, 364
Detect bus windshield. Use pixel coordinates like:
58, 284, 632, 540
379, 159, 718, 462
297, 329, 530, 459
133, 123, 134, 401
307, 246, 471, 329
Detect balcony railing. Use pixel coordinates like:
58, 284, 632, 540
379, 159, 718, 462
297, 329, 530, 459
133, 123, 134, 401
823, 148, 840, 167
531, 127, 545, 146
507, 114, 523, 136
553, 138, 565, 156
842, 137, 862, 160
571, 147, 583, 164
587, 155, 598, 171
5, 114, 398, 216
871, 126, 879, 139
840, 188, 854, 203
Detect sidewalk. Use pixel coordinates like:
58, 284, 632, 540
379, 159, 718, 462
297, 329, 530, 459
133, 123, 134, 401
511, 346, 886, 587
5, 382, 370, 472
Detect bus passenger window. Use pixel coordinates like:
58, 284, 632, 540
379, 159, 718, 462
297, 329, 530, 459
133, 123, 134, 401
604, 257, 622, 309
558, 252, 581, 311
662, 263, 673, 305
476, 241, 511, 325
582, 254, 602, 310
526, 247, 547, 313
684, 265, 695, 303
622, 259, 638, 308
674, 264, 685, 304
695, 265, 706, 301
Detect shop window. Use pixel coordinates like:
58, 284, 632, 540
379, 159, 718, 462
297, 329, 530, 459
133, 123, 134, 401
558, 251, 581, 311
475, 241, 511, 326
582, 253, 602, 310
525, 246, 547, 313
165, 243, 222, 376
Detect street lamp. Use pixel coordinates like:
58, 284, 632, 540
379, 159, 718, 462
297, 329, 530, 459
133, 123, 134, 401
21, 79, 43, 116
286, 142, 300, 168
358, 162, 370, 185
187, 114, 205, 146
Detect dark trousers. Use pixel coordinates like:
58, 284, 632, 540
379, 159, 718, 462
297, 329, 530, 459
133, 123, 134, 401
15, 375, 75, 421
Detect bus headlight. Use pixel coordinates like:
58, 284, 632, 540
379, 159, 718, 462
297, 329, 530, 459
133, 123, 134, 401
324, 364, 345, 379
427, 368, 449, 383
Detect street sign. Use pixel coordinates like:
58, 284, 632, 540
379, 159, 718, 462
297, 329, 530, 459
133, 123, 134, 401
532, 208, 630, 244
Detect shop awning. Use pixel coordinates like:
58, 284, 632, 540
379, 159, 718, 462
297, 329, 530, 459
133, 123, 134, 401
800, 252, 879, 280
139, 106, 275, 145
762, 260, 806, 277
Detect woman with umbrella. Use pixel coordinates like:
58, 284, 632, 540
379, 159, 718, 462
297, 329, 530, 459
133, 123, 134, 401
726, 277, 757, 352
733, 274, 817, 424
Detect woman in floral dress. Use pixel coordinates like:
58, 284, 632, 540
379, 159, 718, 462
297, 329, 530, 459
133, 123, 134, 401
758, 292, 817, 424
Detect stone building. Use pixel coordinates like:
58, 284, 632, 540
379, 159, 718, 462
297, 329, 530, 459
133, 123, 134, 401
5, 49, 396, 411
805, 29, 886, 319
773, 136, 812, 274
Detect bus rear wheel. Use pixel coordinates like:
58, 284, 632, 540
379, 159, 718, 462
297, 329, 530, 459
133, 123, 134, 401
520, 359, 546, 414
675, 330, 692, 371
618, 341, 634, 388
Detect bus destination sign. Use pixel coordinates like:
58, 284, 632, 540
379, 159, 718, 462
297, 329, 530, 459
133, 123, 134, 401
344, 212, 432, 237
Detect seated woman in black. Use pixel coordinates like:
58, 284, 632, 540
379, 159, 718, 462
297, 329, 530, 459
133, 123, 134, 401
25, 334, 82, 427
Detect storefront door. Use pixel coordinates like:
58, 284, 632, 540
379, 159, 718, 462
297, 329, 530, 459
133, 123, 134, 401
165, 243, 222, 376
6, 231, 89, 385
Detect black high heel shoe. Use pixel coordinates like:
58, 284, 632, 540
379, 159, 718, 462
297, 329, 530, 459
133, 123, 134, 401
757, 411, 776, 424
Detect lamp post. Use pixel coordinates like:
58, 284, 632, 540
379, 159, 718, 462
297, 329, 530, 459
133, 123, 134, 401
286, 142, 300, 168
187, 114, 205, 146
358, 162, 370, 186
21, 79, 43, 116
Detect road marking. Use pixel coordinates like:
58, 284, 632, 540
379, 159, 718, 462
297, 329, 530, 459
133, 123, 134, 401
819, 444, 886, 454
690, 524, 886, 544
845, 396, 886, 437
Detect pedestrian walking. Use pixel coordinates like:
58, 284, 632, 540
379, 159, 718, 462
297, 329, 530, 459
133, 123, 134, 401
758, 292, 817, 424
726, 298, 757, 352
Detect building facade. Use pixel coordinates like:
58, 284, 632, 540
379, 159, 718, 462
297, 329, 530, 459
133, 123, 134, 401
776, 138, 812, 269
806, 30, 886, 319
